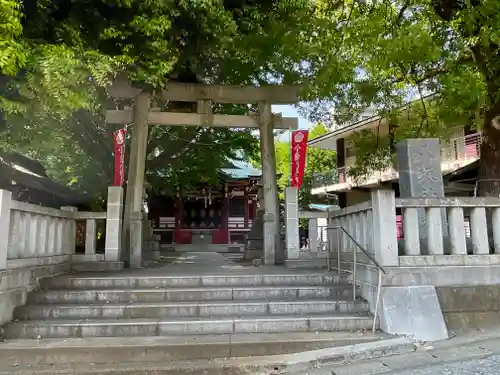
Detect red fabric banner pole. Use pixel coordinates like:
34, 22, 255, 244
290, 130, 309, 189
113, 128, 127, 186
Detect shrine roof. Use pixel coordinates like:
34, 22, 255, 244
308, 203, 333, 211
0, 152, 89, 207
219, 158, 262, 180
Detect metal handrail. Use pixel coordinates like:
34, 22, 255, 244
337, 226, 386, 274
327, 224, 386, 334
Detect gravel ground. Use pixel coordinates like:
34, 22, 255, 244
386, 354, 500, 375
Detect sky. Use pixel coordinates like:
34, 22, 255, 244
272, 105, 313, 141
272, 105, 313, 130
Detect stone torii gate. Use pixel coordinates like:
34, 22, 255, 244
106, 80, 301, 267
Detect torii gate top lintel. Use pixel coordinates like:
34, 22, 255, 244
107, 78, 302, 105
106, 79, 301, 130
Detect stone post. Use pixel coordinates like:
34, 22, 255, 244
258, 101, 280, 265
396, 138, 447, 253
243, 187, 264, 261
284, 187, 300, 262
371, 189, 399, 267
123, 91, 150, 266
142, 219, 160, 262
308, 218, 319, 251
129, 211, 143, 268
85, 219, 97, 255
0, 189, 12, 270
60, 206, 78, 256
105, 186, 124, 262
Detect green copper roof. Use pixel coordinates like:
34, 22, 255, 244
219, 158, 262, 180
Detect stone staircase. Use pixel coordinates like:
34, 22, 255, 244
4, 272, 375, 339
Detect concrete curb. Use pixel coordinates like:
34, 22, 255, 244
0, 333, 387, 365
0, 336, 415, 375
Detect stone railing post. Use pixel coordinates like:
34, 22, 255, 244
60, 206, 78, 255
371, 189, 399, 267
105, 186, 124, 262
284, 187, 300, 262
308, 217, 319, 251
86, 219, 97, 255
0, 189, 12, 269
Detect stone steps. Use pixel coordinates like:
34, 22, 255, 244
5, 314, 374, 338
39, 273, 344, 289
0, 332, 389, 366
16, 299, 369, 320
4, 271, 374, 341
28, 285, 354, 304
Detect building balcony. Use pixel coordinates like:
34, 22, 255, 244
312, 132, 482, 195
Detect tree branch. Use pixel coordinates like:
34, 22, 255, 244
146, 127, 204, 169
396, 0, 410, 24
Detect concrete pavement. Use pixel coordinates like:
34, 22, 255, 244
386, 354, 500, 375
313, 328, 500, 375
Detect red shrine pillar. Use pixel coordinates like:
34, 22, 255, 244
174, 196, 184, 243
178, 197, 184, 229
244, 187, 249, 228
224, 189, 230, 243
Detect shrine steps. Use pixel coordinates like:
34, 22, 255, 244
166, 244, 244, 253
3, 272, 377, 340
0, 332, 398, 371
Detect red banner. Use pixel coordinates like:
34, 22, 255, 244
113, 128, 126, 186
291, 130, 309, 189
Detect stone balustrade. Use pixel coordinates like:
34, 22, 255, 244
325, 189, 500, 341
326, 189, 500, 283
0, 187, 124, 270
6, 200, 77, 268
329, 201, 374, 257
396, 196, 500, 266
328, 190, 500, 268
328, 197, 380, 310
0, 186, 123, 325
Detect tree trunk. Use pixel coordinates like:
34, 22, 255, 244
476, 109, 500, 196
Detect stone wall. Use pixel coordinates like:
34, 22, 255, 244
0, 262, 70, 326
436, 285, 500, 333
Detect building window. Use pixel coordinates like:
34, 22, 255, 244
345, 140, 356, 158
229, 199, 245, 217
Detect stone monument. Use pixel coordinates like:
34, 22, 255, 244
379, 138, 450, 342
396, 138, 448, 253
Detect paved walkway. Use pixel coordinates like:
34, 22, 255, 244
78, 252, 331, 277
321, 328, 500, 375
385, 355, 500, 375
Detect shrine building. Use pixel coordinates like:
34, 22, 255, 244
147, 158, 261, 251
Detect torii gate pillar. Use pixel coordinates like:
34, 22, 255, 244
258, 101, 283, 265
123, 91, 151, 268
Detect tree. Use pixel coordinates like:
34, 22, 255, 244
273, 123, 337, 208
0, 0, 315, 197
302, 0, 500, 196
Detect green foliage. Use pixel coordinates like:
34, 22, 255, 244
6, 0, 500, 198
0, 0, 25, 76
0, 0, 314, 199
301, 0, 500, 194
